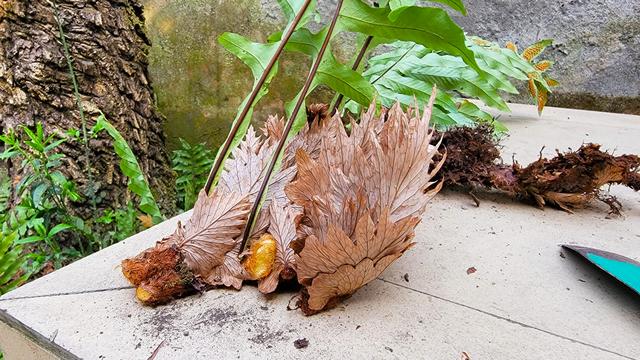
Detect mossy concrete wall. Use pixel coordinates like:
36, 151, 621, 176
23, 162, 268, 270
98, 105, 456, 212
143, 0, 640, 148
143, 0, 333, 149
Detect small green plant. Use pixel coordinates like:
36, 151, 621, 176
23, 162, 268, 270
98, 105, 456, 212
172, 139, 214, 210
0, 174, 30, 295
0, 116, 160, 280
94, 204, 141, 248
0, 124, 83, 261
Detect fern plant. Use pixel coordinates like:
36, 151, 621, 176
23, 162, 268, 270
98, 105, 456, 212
171, 139, 214, 210
206, 0, 479, 188
217, 0, 557, 141
343, 36, 557, 131
0, 230, 28, 295
203, 0, 558, 238
345, 40, 498, 129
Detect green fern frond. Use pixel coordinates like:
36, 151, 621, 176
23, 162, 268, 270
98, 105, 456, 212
0, 231, 28, 295
171, 139, 214, 210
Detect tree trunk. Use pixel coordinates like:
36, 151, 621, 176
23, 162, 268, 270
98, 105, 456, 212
0, 0, 176, 215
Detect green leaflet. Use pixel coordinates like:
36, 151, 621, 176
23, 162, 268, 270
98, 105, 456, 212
406, 53, 511, 111
172, 139, 214, 211
468, 36, 556, 113
345, 41, 496, 128
290, 29, 375, 96
93, 115, 163, 224
0, 231, 28, 295
457, 100, 507, 133
286, 26, 327, 56
212, 33, 280, 187
219, 33, 280, 81
281, 27, 376, 133
467, 37, 531, 80
388, 0, 466, 20
339, 1, 480, 72
317, 54, 376, 110
277, 0, 318, 27
287, 28, 375, 106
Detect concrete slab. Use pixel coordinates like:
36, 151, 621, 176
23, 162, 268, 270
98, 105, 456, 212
1, 104, 639, 360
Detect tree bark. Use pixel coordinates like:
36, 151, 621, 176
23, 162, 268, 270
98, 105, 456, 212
0, 0, 176, 215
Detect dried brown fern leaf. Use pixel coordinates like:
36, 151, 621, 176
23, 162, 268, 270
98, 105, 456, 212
253, 201, 301, 293
286, 92, 445, 315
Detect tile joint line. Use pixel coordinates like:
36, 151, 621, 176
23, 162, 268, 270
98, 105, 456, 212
0, 286, 134, 302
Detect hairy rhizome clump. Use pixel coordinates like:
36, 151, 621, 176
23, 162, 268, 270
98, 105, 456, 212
432, 126, 640, 213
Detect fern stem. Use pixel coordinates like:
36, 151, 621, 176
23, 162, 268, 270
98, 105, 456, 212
332, 35, 373, 115
240, 0, 345, 250
51, 1, 92, 183
371, 44, 416, 85
203, 0, 313, 194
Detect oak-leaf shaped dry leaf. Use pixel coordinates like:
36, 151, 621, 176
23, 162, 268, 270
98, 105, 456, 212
287, 90, 444, 315
163, 189, 250, 279
243, 113, 331, 294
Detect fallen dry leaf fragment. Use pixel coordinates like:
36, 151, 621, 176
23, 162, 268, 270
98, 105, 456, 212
293, 338, 309, 349
287, 91, 445, 315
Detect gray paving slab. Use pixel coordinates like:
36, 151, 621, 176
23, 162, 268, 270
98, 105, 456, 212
1, 104, 639, 360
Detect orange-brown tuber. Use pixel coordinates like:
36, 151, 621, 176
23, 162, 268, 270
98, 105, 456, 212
243, 233, 277, 280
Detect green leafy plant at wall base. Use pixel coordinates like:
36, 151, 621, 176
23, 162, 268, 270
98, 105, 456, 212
92, 114, 163, 224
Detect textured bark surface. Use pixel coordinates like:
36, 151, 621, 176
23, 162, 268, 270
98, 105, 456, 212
0, 0, 176, 215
